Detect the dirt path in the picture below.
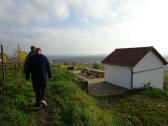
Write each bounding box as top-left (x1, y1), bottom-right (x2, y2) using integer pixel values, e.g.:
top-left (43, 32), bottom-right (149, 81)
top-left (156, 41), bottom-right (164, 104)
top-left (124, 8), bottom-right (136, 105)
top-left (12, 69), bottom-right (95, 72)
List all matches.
top-left (30, 109), bottom-right (50, 126)
top-left (24, 89), bottom-right (50, 126)
top-left (24, 85), bottom-right (62, 126)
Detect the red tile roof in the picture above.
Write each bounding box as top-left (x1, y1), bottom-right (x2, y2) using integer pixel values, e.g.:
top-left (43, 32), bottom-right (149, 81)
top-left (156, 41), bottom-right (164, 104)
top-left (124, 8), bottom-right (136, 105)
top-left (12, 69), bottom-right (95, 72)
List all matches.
top-left (102, 46), bottom-right (167, 67)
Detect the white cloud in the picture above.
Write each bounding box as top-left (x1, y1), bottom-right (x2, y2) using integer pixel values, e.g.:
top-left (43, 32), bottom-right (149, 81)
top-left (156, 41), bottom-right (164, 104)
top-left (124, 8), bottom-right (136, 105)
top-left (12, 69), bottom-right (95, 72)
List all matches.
top-left (0, 0), bottom-right (71, 23)
top-left (0, 0), bottom-right (121, 24)
top-left (1, 0), bottom-right (168, 55)
top-left (0, 27), bottom-right (119, 55)
top-left (119, 0), bottom-right (168, 53)
top-left (68, 0), bottom-right (115, 20)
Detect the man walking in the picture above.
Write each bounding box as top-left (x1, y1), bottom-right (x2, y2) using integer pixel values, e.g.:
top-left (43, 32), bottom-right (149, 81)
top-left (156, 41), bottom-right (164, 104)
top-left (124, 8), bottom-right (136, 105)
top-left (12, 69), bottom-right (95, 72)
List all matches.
top-left (25, 48), bottom-right (52, 107)
top-left (24, 46), bottom-right (36, 74)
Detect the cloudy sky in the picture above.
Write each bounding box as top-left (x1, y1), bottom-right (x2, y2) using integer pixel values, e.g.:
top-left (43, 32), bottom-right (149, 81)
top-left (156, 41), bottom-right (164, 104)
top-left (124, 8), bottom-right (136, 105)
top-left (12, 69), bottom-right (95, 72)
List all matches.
top-left (0, 0), bottom-right (168, 55)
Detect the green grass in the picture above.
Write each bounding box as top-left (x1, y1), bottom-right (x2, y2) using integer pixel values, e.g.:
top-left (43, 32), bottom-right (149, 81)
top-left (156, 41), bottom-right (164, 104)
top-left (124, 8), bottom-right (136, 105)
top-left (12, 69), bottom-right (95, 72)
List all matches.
top-left (49, 66), bottom-right (118, 126)
top-left (0, 67), bottom-right (62, 126)
top-left (49, 80), bottom-right (118, 126)
top-left (92, 64), bottom-right (104, 70)
top-left (96, 88), bottom-right (168, 126)
top-left (51, 65), bottom-right (76, 82)
top-left (1, 65), bottom-right (168, 126)
top-left (55, 63), bottom-right (104, 71)
top-left (56, 64), bottom-right (92, 70)
top-left (0, 65), bottom-right (117, 126)
top-left (0, 78), bottom-right (32, 126)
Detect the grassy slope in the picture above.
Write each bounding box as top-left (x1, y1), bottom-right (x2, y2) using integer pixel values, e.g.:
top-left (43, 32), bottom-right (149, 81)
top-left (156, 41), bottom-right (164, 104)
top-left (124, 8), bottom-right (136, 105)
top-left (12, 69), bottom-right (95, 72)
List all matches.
top-left (96, 88), bottom-right (168, 126)
top-left (1, 65), bottom-right (168, 126)
top-left (49, 66), bottom-right (118, 126)
top-left (51, 67), bottom-right (168, 126)
top-left (0, 66), bottom-right (118, 126)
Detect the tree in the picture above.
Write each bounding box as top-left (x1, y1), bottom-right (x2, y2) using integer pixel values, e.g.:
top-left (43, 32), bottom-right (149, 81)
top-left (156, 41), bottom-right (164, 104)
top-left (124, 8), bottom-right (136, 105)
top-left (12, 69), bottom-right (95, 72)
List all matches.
top-left (92, 63), bottom-right (104, 70)
top-left (18, 50), bottom-right (28, 63)
top-left (0, 53), bottom-right (8, 63)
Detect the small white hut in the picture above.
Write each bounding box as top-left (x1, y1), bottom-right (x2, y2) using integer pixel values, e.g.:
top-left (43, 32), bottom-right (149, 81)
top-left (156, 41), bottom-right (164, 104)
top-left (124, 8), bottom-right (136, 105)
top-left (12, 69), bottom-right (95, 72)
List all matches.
top-left (102, 46), bottom-right (167, 89)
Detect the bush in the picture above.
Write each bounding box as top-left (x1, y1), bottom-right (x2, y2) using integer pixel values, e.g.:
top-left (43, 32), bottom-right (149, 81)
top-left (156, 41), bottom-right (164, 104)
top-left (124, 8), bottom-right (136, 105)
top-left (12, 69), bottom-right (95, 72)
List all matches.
top-left (143, 88), bottom-right (168, 100)
top-left (164, 72), bottom-right (168, 90)
top-left (51, 66), bottom-right (76, 82)
top-left (92, 63), bottom-right (104, 70)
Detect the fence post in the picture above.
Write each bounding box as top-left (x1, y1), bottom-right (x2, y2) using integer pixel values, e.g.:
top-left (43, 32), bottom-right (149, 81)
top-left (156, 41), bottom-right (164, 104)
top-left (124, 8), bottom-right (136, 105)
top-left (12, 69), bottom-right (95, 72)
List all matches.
top-left (4, 64), bottom-right (7, 81)
top-left (1, 44), bottom-right (5, 85)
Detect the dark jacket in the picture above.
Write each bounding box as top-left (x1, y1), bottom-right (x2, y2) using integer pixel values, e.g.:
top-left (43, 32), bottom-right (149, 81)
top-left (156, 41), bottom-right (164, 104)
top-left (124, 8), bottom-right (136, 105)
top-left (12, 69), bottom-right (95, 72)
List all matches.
top-left (25, 53), bottom-right (52, 83)
top-left (24, 51), bottom-right (35, 73)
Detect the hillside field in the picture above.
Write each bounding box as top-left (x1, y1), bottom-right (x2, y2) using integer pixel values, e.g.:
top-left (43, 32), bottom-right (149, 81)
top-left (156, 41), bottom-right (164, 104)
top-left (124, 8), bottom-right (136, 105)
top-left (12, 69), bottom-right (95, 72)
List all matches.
top-left (0, 65), bottom-right (168, 126)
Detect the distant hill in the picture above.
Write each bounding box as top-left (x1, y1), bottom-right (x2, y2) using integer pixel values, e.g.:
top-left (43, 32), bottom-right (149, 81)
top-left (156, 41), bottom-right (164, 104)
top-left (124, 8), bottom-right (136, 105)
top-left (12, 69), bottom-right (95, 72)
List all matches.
top-left (48, 54), bottom-right (107, 65)
top-left (48, 55), bottom-right (168, 66)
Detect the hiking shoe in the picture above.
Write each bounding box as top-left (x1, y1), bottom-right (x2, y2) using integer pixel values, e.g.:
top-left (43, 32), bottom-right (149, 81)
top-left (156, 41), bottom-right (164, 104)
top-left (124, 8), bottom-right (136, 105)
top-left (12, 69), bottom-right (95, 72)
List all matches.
top-left (40, 100), bottom-right (47, 108)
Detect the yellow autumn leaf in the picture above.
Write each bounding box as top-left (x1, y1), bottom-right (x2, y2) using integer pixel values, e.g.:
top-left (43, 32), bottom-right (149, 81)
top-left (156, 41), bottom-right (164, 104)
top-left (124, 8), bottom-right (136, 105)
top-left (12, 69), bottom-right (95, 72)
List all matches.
top-left (0, 53), bottom-right (8, 63)
top-left (18, 51), bottom-right (28, 63)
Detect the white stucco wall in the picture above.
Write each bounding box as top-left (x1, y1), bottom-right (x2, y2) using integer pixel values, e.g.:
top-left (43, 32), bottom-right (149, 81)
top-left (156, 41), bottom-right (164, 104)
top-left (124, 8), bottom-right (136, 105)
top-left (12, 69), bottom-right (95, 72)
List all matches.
top-left (133, 68), bottom-right (164, 89)
top-left (104, 64), bottom-right (131, 89)
top-left (133, 51), bottom-right (164, 89)
top-left (133, 51), bottom-right (163, 72)
top-left (164, 65), bottom-right (168, 72)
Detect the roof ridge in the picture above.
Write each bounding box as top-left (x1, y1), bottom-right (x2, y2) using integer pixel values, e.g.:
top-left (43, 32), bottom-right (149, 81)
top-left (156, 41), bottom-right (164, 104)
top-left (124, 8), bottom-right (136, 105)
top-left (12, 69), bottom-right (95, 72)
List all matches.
top-left (116, 46), bottom-right (153, 50)
top-left (102, 46), bottom-right (167, 67)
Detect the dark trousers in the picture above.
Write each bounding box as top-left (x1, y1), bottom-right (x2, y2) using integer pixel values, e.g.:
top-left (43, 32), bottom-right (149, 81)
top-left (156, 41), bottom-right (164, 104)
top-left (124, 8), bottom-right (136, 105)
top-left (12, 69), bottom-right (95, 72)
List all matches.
top-left (32, 81), bottom-right (47, 105)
